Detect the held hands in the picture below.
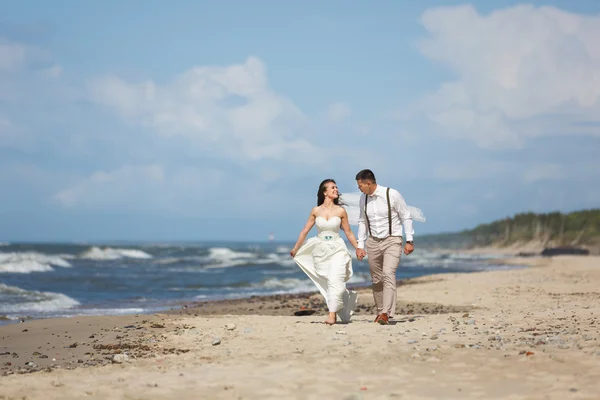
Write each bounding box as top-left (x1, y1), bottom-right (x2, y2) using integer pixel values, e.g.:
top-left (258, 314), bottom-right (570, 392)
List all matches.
top-left (404, 243), bottom-right (415, 255)
top-left (356, 248), bottom-right (366, 261)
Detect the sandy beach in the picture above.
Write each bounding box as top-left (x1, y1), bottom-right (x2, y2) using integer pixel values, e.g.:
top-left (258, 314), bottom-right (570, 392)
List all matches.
top-left (1, 255), bottom-right (599, 399)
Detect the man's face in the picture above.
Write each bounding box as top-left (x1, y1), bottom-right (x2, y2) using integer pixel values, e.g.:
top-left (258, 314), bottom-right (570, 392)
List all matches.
top-left (356, 179), bottom-right (373, 195)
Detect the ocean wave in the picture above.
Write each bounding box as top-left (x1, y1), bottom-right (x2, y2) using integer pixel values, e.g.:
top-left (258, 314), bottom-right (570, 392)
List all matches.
top-left (200, 248), bottom-right (295, 269)
top-left (152, 247), bottom-right (297, 269)
top-left (397, 251), bottom-right (507, 268)
top-left (57, 307), bottom-right (146, 317)
top-left (0, 283), bottom-right (80, 314)
top-left (0, 252), bottom-right (72, 274)
top-left (347, 273), bottom-right (371, 284)
top-left (79, 246), bottom-right (153, 260)
top-left (163, 266), bottom-right (227, 273)
top-left (254, 277), bottom-right (315, 291)
top-left (201, 258), bottom-right (296, 269)
top-left (58, 253), bottom-right (77, 260)
top-left (154, 257), bottom-right (187, 265)
top-left (173, 275), bottom-right (364, 294)
top-left (446, 252), bottom-right (508, 260)
top-left (275, 246), bottom-right (291, 254)
top-left (255, 274), bottom-right (368, 291)
top-left (208, 247), bottom-right (254, 261)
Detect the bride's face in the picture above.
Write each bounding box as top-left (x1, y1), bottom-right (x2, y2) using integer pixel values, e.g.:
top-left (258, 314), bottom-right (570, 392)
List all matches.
top-left (324, 182), bottom-right (339, 199)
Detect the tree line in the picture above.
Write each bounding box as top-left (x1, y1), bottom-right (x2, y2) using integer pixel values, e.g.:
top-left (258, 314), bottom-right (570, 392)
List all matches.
top-left (419, 209), bottom-right (600, 249)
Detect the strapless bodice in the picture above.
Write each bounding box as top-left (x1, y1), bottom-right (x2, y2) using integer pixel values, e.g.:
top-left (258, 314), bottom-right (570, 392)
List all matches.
top-left (315, 216), bottom-right (341, 240)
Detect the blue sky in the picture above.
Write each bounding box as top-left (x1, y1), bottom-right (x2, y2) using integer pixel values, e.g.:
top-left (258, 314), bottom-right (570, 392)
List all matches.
top-left (1, 0), bottom-right (599, 242)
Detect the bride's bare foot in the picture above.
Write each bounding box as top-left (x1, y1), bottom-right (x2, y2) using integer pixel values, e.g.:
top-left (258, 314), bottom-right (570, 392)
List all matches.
top-left (325, 312), bottom-right (336, 325)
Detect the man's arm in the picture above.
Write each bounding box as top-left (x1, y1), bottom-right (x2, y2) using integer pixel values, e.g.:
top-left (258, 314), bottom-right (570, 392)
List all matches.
top-left (392, 189), bottom-right (414, 242)
top-left (357, 193), bottom-right (367, 249)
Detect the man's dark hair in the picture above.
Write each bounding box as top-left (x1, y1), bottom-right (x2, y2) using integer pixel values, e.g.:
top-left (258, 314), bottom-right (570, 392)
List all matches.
top-left (355, 169), bottom-right (376, 183)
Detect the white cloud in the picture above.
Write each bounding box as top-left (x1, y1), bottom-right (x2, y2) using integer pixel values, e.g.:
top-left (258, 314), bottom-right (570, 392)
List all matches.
top-left (52, 164), bottom-right (301, 217)
top-left (522, 163), bottom-right (567, 183)
top-left (432, 160), bottom-right (516, 181)
top-left (0, 115), bottom-right (10, 128)
top-left (0, 115), bottom-right (32, 150)
top-left (54, 165), bottom-right (167, 208)
top-left (0, 39), bottom-right (28, 71)
top-left (87, 57), bottom-right (318, 162)
top-left (325, 101), bottom-right (351, 122)
top-left (0, 37), bottom-right (52, 72)
top-left (412, 4), bottom-right (600, 148)
top-left (40, 65), bottom-right (62, 78)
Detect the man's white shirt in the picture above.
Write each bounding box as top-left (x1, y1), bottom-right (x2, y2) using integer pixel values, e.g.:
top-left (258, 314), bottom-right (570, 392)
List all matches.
top-left (357, 185), bottom-right (414, 249)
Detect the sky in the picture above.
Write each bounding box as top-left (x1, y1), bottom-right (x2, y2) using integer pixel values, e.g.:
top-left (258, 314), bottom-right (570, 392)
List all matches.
top-left (1, 0), bottom-right (599, 242)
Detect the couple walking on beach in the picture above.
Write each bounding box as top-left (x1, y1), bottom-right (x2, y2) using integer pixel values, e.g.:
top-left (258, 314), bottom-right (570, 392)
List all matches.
top-left (290, 169), bottom-right (422, 325)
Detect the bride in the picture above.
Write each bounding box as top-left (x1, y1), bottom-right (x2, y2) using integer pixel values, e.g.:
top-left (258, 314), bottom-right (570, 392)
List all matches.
top-left (290, 179), bottom-right (359, 325)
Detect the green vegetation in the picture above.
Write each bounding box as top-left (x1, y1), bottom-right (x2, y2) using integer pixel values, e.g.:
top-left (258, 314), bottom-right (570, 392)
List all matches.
top-left (419, 209), bottom-right (600, 249)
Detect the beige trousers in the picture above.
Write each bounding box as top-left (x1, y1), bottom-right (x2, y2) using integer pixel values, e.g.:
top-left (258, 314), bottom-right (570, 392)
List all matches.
top-left (365, 236), bottom-right (403, 318)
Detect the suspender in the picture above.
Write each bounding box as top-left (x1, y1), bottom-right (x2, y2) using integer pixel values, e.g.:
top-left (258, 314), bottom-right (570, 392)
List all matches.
top-left (387, 188), bottom-right (392, 235)
top-left (364, 193), bottom-right (372, 237)
top-left (364, 187), bottom-right (392, 237)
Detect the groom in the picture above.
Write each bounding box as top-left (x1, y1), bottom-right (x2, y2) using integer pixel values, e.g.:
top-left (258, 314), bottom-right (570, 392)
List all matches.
top-left (355, 169), bottom-right (414, 325)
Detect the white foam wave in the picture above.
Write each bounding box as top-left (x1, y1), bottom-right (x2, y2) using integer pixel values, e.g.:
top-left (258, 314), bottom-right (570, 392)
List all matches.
top-left (203, 259), bottom-right (250, 269)
top-left (58, 307), bottom-right (145, 317)
top-left (277, 258), bottom-right (297, 267)
top-left (58, 253), bottom-right (77, 260)
top-left (209, 247), bottom-right (254, 261)
top-left (251, 274), bottom-right (370, 294)
top-left (447, 253), bottom-right (508, 260)
top-left (79, 247), bottom-right (153, 260)
top-left (0, 252), bottom-right (72, 274)
top-left (255, 277), bottom-right (313, 290)
top-left (258, 253), bottom-right (296, 266)
top-left (347, 273), bottom-right (371, 284)
top-left (202, 247), bottom-right (271, 268)
top-left (402, 252), bottom-right (454, 267)
top-left (0, 283), bottom-right (80, 314)
top-left (400, 251), bottom-right (525, 272)
top-left (0, 260), bottom-right (54, 274)
top-left (275, 246), bottom-right (291, 254)
top-left (164, 266), bottom-right (226, 273)
top-left (154, 257), bottom-right (184, 265)
top-left (153, 248), bottom-right (299, 270)
top-left (259, 268), bottom-right (297, 276)
top-left (154, 249), bottom-right (299, 270)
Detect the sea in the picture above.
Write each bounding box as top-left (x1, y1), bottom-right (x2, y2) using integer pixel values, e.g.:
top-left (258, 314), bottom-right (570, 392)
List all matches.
top-left (0, 241), bottom-right (521, 325)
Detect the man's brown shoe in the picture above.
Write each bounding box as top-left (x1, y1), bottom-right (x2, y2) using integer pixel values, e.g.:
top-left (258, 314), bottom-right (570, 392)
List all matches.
top-left (377, 313), bottom-right (389, 325)
top-left (374, 314), bottom-right (381, 323)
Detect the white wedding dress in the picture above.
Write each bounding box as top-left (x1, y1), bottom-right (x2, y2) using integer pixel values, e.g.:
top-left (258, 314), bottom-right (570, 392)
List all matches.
top-left (293, 216), bottom-right (358, 323)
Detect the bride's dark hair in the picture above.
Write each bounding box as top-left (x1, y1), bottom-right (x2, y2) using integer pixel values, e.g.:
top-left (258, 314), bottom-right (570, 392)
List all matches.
top-left (317, 179), bottom-right (346, 207)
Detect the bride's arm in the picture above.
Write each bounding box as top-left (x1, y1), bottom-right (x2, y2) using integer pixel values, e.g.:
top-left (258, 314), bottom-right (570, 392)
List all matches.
top-left (340, 209), bottom-right (359, 250)
top-left (290, 208), bottom-right (317, 257)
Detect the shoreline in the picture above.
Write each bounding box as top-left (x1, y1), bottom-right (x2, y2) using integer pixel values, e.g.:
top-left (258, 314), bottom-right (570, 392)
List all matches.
top-left (1, 254), bottom-right (599, 398)
top-left (0, 254), bottom-right (526, 327)
top-left (0, 277), bottom-right (457, 326)
top-left (0, 276), bottom-right (474, 377)
top-left (1, 246), bottom-right (534, 326)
